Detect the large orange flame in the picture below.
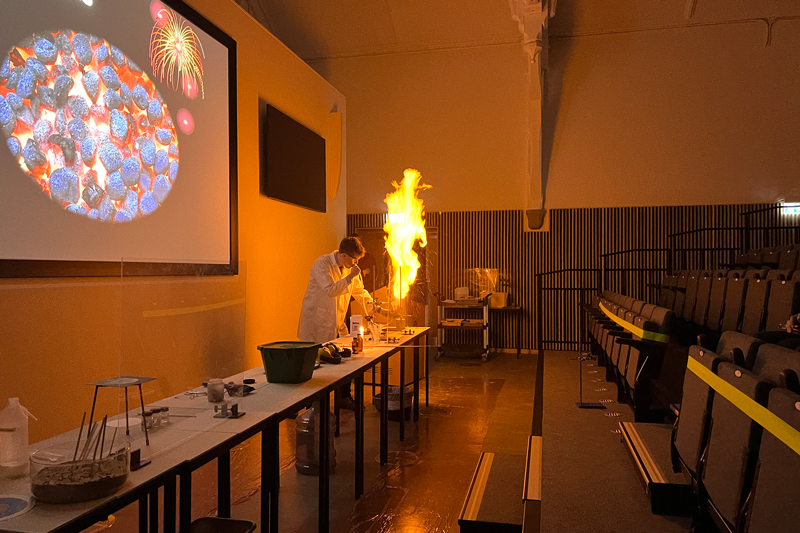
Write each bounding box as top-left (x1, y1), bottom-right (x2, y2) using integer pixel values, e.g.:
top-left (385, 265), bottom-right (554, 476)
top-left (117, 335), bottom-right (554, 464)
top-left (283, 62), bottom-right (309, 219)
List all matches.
top-left (383, 169), bottom-right (431, 302)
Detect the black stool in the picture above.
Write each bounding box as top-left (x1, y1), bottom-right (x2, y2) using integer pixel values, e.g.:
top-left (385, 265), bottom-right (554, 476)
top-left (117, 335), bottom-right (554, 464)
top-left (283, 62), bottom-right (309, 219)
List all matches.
top-left (186, 517), bottom-right (256, 533)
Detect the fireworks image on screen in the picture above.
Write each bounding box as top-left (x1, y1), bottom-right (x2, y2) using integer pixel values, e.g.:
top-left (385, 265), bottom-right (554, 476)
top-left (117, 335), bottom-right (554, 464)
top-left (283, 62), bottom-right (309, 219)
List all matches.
top-left (150, 7), bottom-right (205, 100)
top-left (0, 30), bottom-right (180, 222)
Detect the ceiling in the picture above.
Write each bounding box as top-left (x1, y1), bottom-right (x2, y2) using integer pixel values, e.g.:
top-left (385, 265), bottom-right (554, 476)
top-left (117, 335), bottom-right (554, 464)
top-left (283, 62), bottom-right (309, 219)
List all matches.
top-left (233, 0), bottom-right (800, 63)
top-left (234, 0), bottom-right (524, 61)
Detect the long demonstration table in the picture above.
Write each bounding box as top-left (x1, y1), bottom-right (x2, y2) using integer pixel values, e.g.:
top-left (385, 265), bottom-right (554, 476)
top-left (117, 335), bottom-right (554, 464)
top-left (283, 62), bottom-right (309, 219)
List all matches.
top-left (0, 328), bottom-right (429, 533)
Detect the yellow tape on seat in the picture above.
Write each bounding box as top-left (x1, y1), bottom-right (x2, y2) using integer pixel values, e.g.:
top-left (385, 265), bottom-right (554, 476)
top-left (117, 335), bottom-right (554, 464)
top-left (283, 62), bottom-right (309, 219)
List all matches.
top-left (598, 303), bottom-right (669, 343)
top-left (687, 357), bottom-right (800, 457)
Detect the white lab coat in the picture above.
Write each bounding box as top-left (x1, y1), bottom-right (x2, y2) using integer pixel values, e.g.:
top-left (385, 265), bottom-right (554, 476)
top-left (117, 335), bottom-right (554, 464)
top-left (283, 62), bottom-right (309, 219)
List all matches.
top-left (297, 251), bottom-right (372, 343)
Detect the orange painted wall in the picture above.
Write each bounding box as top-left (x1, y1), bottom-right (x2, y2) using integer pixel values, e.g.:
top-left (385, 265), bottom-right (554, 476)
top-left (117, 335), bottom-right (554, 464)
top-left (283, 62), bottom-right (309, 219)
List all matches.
top-left (0, 0), bottom-right (347, 443)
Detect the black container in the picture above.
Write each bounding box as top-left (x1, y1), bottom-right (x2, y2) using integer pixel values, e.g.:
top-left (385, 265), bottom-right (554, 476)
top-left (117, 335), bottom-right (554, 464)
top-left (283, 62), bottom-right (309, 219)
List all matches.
top-left (257, 342), bottom-right (319, 383)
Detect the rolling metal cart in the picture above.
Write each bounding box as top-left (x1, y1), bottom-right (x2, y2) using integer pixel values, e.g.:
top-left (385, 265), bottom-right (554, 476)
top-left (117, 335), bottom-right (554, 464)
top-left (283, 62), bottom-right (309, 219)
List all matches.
top-left (437, 296), bottom-right (490, 362)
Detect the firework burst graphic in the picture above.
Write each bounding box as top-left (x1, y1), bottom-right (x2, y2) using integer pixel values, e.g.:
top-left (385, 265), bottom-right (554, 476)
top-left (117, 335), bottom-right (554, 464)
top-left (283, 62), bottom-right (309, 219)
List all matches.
top-left (149, 8), bottom-right (205, 99)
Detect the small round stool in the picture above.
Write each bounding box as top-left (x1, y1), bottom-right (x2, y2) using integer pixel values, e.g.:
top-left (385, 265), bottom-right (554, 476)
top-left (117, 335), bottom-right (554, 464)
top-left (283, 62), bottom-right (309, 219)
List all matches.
top-left (186, 517), bottom-right (256, 533)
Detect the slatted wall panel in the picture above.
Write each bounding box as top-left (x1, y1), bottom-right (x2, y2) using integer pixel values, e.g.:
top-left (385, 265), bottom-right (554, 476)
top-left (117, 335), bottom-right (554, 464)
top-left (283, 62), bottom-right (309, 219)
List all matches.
top-left (349, 203), bottom-right (790, 351)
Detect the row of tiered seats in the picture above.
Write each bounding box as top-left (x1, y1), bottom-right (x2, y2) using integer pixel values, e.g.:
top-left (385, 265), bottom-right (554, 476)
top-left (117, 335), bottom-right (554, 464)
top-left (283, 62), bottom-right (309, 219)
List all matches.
top-left (584, 292), bottom-right (681, 421)
top-left (730, 244), bottom-right (800, 270)
top-left (619, 330), bottom-right (800, 533)
top-left (657, 267), bottom-right (800, 345)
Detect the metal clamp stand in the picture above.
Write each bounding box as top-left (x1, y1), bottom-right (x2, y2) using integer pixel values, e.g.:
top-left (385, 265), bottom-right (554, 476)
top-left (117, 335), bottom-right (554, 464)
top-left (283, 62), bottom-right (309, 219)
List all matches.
top-left (214, 402), bottom-right (246, 419)
top-left (89, 376), bottom-right (156, 445)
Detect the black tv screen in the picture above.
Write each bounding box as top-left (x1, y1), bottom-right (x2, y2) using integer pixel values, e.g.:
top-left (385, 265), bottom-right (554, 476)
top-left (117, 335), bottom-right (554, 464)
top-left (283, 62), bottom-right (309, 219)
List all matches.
top-left (0, 0), bottom-right (237, 277)
top-left (260, 101), bottom-right (326, 213)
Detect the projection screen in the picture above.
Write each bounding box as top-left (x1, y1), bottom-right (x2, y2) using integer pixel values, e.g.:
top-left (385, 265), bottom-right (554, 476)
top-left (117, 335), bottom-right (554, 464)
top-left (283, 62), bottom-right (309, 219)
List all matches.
top-left (0, 0), bottom-right (237, 276)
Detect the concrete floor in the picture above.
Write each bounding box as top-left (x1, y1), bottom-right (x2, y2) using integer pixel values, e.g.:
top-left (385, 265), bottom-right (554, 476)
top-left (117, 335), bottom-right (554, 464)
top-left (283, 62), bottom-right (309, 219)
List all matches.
top-left (540, 351), bottom-right (693, 533)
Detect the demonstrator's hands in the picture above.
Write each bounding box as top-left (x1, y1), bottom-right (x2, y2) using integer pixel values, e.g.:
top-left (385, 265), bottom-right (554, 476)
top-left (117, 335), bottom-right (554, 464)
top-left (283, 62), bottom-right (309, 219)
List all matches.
top-left (347, 264), bottom-right (362, 281)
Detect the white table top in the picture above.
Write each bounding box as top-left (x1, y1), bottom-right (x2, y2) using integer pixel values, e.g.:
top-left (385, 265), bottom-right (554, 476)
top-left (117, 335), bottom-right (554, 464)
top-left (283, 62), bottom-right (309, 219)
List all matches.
top-left (0, 328), bottom-right (429, 533)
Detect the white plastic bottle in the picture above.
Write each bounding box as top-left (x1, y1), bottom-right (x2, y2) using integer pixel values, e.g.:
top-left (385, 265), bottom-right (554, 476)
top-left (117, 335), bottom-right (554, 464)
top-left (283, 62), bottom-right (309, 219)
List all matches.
top-left (0, 398), bottom-right (36, 477)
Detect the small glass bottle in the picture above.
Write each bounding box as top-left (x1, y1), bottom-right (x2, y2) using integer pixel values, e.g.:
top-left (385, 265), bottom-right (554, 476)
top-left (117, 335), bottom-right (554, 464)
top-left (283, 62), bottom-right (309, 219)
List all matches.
top-left (151, 407), bottom-right (162, 426)
top-left (141, 411), bottom-right (154, 431)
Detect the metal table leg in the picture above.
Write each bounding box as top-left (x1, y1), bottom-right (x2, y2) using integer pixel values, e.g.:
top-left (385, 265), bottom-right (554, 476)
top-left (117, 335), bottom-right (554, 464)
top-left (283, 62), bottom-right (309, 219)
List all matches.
top-left (425, 333), bottom-right (430, 407)
top-left (218, 450), bottom-right (231, 518)
top-left (149, 488), bottom-right (158, 533)
top-left (138, 384), bottom-right (150, 446)
top-left (179, 472), bottom-right (192, 533)
top-left (319, 393), bottom-right (330, 533)
top-left (399, 349), bottom-right (405, 441)
top-left (380, 359), bottom-right (389, 465)
top-left (164, 476), bottom-right (176, 533)
top-left (125, 388), bottom-right (130, 436)
top-left (138, 495), bottom-right (148, 533)
top-left (334, 392), bottom-right (340, 437)
top-left (355, 374), bottom-right (364, 499)
top-left (413, 338), bottom-right (420, 422)
top-left (262, 420), bottom-right (279, 533)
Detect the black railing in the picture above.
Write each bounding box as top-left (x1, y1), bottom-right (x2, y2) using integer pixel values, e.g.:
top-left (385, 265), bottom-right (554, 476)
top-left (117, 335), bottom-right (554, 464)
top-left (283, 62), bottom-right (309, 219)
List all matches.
top-left (600, 248), bottom-right (670, 296)
top-left (535, 268), bottom-right (601, 354)
top-left (534, 207), bottom-right (800, 352)
top-left (741, 205), bottom-right (800, 251)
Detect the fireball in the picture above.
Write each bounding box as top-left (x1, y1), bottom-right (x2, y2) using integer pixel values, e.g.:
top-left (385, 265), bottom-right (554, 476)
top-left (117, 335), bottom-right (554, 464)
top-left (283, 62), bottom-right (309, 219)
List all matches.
top-left (383, 169), bottom-right (430, 302)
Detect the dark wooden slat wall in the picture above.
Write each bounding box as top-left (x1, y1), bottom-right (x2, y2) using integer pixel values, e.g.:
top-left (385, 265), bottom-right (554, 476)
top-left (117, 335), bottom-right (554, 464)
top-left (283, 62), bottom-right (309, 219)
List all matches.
top-left (349, 203), bottom-right (796, 351)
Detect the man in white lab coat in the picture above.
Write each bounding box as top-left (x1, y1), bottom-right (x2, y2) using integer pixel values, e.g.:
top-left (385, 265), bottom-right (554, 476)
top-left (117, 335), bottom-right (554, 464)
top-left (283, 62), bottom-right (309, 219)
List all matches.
top-left (298, 237), bottom-right (373, 407)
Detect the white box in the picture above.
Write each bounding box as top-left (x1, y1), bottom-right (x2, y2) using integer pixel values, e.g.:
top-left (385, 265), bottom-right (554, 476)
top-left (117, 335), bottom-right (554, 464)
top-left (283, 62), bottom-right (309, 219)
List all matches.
top-left (350, 315), bottom-right (363, 336)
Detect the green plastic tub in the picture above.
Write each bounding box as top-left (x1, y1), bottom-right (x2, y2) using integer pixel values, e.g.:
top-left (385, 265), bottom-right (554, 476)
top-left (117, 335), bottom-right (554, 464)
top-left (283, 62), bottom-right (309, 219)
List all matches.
top-left (257, 342), bottom-right (320, 383)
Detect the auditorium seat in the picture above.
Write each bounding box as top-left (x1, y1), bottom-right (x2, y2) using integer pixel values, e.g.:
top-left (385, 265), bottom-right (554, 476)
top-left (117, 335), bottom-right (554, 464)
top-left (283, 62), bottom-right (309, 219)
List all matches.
top-left (765, 269), bottom-right (793, 281)
top-left (698, 363), bottom-right (770, 533)
top-left (746, 387), bottom-right (800, 533)
top-left (705, 270), bottom-right (729, 333)
top-left (761, 247), bottom-right (781, 268)
top-left (720, 275), bottom-right (748, 333)
top-left (673, 271), bottom-right (692, 317)
top-left (778, 246), bottom-right (800, 270)
top-left (715, 331), bottom-right (763, 370)
top-left (739, 277), bottom-right (770, 336)
top-left (671, 345), bottom-right (730, 480)
top-left (679, 271), bottom-right (703, 322)
top-left (761, 276), bottom-right (800, 336)
top-left (750, 343), bottom-right (800, 384)
top-left (619, 306), bottom-right (674, 421)
top-left (658, 275), bottom-right (678, 309)
top-left (692, 271), bottom-right (713, 327)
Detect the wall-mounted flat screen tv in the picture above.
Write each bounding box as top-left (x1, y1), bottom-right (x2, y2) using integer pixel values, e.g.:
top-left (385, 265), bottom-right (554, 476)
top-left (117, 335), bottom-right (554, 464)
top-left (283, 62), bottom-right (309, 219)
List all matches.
top-left (0, 0), bottom-right (237, 277)
top-left (260, 101), bottom-right (326, 213)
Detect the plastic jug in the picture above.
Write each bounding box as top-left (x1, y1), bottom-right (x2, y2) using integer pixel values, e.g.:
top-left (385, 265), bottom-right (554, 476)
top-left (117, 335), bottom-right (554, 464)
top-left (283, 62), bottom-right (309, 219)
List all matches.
top-left (294, 402), bottom-right (336, 476)
top-left (0, 398), bottom-right (36, 477)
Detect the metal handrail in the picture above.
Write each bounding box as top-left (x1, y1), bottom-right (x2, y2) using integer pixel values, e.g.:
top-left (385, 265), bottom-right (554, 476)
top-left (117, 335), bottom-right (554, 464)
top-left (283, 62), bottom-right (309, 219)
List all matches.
top-left (669, 226), bottom-right (747, 238)
top-left (601, 248), bottom-right (669, 258)
top-left (536, 269), bottom-right (602, 354)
